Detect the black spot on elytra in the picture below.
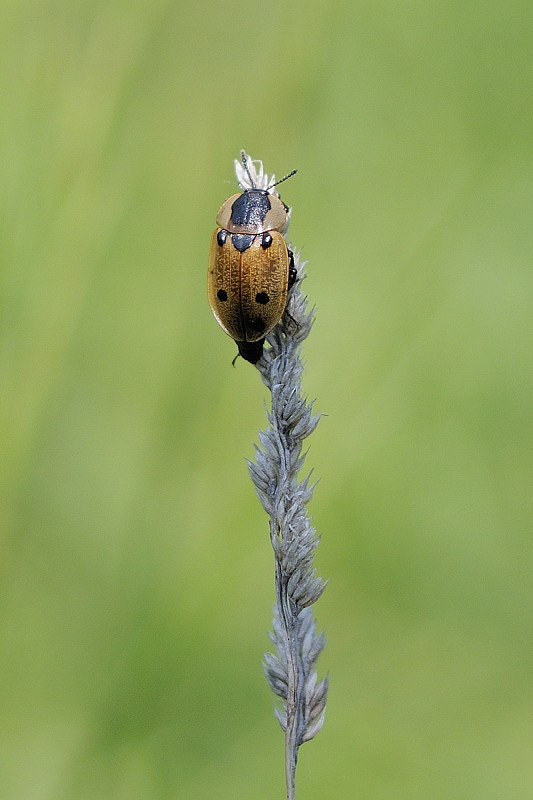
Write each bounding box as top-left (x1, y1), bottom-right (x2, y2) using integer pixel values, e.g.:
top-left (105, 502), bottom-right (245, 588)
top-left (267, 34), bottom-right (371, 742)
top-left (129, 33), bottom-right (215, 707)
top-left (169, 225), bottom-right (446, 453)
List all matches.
top-left (217, 289), bottom-right (228, 301)
top-left (217, 229), bottom-right (227, 246)
top-left (249, 318), bottom-right (266, 333)
top-left (261, 232), bottom-right (273, 249)
top-left (255, 292), bottom-right (269, 305)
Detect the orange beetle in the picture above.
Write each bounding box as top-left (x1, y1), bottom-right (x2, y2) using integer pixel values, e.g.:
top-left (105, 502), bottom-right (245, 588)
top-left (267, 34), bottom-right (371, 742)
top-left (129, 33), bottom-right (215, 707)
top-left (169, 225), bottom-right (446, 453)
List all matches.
top-left (207, 152), bottom-right (297, 363)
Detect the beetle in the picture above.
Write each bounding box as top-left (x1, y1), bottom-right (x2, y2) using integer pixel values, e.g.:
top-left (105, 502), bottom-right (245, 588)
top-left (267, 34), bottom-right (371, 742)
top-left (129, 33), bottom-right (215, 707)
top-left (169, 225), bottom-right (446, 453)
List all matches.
top-left (207, 151), bottom-right (297, 364)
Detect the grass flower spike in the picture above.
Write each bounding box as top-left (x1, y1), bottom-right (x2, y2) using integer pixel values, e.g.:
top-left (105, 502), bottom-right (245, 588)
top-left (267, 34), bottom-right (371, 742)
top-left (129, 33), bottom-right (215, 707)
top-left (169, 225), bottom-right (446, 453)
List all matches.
top-left (238, 153), bottom-right (329, 800)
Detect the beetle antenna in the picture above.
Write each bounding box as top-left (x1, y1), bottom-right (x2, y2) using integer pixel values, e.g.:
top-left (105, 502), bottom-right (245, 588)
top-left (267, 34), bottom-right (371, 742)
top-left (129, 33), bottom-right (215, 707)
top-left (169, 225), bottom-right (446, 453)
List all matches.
top-left (240, 150), bottom-right (256, 189)
top-left (267, 168), bottom-right (298, 192)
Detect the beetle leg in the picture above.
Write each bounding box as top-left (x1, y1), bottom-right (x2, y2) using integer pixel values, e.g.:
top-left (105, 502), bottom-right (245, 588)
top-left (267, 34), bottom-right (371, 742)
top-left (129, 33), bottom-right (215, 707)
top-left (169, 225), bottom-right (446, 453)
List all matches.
top-left (288, 249), bottom-right (297, 290)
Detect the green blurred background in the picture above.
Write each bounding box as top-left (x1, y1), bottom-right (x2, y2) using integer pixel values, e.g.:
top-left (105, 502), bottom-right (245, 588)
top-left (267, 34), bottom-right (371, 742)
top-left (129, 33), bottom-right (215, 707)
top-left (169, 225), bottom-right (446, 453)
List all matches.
top-left (1, 1), bottom-right (532, 797)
